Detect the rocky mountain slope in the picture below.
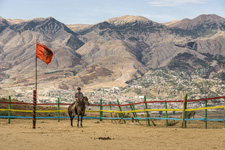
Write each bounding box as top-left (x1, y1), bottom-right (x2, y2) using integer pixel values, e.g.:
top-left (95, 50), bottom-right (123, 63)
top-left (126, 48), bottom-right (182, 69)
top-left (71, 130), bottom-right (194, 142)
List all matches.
top-left (1, 14), bottom-right (225, 99)
top-left (0, 17), bottom-right (84, 87)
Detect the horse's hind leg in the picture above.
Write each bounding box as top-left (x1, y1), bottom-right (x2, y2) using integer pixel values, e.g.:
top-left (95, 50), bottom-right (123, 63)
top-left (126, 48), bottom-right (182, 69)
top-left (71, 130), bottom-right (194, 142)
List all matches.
top-left (77, 115), bottom-right (79, 127)
top-left (80, 115), bottom-right (83, 127)
top-left (70, 115), bottom-right (74, 127)
top-left (68, 110), bottom-right (74, 127)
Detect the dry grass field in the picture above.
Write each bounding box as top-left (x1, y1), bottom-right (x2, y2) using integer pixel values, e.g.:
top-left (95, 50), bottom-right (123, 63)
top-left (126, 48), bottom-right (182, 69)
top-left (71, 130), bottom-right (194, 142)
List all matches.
top-left (0, 119), bottom-right (225, 150)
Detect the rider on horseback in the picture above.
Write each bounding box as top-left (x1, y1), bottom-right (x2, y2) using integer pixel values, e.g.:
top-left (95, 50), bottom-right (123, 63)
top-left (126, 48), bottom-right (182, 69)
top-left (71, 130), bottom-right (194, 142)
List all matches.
top-left (75, 87), bottom-right (86, 116)
top-left (75, 87), bottom-right (83, 102)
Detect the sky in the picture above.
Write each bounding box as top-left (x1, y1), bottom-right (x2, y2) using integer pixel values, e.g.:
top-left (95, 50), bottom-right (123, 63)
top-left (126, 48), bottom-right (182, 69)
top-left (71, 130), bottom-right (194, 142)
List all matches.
top-left (0, 0), bottom-right (225, 24)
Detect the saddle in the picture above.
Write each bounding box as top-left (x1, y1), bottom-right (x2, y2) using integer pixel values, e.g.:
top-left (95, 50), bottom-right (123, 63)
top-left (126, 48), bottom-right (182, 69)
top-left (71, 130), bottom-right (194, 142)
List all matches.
top-left (74, 100), bottom-right (81, 115)
top-left (72, 98), bottom-right (85, 115)
top-left (75, 102), bottom-right (79, 115)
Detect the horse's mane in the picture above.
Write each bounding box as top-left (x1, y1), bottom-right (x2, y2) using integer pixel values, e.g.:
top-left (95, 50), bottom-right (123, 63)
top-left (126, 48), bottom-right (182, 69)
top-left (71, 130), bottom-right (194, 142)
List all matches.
top-left (78, 96), bottom-right (88, 106)
top-left (82, 96), bottom-right (88, 100)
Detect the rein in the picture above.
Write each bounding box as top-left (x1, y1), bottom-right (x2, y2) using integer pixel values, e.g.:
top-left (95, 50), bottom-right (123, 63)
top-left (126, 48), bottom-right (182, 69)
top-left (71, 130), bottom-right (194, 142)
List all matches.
top-left (77, 97), bottom-right (87, 106)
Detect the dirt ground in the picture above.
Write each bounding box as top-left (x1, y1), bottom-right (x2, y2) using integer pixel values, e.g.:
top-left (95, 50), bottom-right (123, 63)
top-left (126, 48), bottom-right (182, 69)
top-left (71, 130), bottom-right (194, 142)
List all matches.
top-left (0, 119), bottom-right (225, 150)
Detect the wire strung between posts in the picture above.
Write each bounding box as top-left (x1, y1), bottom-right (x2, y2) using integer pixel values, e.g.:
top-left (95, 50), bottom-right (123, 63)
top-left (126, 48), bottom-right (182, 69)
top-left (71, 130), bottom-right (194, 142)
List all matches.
top-left (0, 116), bottom-right (224, 121)
top-left (0, 105), bottom-right (224, 113)
top-left (0, 95), bottom-right (225, 106)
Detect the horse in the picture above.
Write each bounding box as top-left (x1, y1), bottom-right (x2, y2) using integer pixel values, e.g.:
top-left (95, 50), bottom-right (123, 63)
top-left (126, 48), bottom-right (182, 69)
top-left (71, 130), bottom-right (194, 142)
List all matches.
top-left (68, 96), bottom-right (90, 127)
top-left (187, 111), bottom-right (196, 119)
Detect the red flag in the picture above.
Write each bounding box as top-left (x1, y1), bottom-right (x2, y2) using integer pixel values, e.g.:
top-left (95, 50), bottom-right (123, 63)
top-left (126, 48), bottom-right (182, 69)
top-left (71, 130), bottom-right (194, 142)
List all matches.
top-left (36, 42), bottom-right (53, 64)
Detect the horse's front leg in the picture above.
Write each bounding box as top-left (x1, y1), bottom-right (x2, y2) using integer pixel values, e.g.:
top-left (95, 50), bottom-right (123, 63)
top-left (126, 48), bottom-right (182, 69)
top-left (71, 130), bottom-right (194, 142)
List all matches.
top-left (77, 115), bottom-right (79, 127)
top-left (80, 114), bottom-right (83, 127)
top-left (70, 115), bottom-right (74, 127)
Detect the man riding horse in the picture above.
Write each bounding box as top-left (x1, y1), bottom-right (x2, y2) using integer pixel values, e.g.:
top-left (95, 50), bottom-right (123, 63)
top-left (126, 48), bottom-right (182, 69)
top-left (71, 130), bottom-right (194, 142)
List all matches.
top-left (68, 87), bottom-right (89, 127)
top-left (74, 87), bottom-right (86, 116)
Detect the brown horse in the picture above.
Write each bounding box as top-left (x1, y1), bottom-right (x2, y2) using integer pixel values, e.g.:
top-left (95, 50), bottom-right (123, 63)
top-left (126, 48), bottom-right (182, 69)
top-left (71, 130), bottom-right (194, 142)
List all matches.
top-left (68, 96), bottom-right (90, 127)
top-left (187, 111), bottom-right (196, 119)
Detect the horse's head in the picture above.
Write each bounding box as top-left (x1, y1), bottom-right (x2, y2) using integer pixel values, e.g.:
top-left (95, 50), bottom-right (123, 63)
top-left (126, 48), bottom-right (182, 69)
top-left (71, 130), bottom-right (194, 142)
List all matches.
top-left (82, 96), bottom-right (90, 106)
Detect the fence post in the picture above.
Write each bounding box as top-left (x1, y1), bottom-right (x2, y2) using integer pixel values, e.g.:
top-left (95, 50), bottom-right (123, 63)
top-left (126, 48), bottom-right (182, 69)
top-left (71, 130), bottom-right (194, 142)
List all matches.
top-left (205, 100), bottom-right (207, 129)
top-left (100, 99), bottom-right (103, 121)
top-left (144, 96), bottom-right (150, 126)
top-left (165, 100), bottom-right (168, 127)
top-left (8, 96), bottom-right (11, 124)
top-left (223, 98), bottom-right (225, 129)
top-left (132, 104), bottom-right (139, 122)
top-left (129, 102), bottom-right (134, 121)
top-left (117, 99), bottom-right (126, 123)
top-left (57, 98), bottom-right (60, 122)
top-left (185, 95), bottom-right (187, 128)
top-left (182, 94), bottom-right (187, 128)
top-left (109, 102), bottom-right (112, 123)
top-left (129, 101), bottom-right (139, 122)
top-left (223, 99), bottom-right (225, 128)
top-left (143, 102), bottom-right (147, 124)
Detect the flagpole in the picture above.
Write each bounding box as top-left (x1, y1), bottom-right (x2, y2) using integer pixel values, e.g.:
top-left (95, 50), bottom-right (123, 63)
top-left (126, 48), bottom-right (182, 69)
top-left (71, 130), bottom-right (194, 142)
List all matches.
top-left (35, 55), bottom-right (37, 92)
top-left (33, 41), bottom-right (53, 129)
top-left (33, 43), bottom-right (37, 129)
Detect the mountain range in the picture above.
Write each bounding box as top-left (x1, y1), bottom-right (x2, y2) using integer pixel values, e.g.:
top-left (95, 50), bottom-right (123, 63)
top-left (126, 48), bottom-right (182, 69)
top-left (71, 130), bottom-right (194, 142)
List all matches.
top-left (1, 14), bottom-right (225, 97)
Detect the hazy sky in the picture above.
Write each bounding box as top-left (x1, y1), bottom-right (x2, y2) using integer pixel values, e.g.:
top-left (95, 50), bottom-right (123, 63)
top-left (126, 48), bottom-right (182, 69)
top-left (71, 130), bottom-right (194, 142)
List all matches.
top-left (0, 0), bottom-right (224, 24)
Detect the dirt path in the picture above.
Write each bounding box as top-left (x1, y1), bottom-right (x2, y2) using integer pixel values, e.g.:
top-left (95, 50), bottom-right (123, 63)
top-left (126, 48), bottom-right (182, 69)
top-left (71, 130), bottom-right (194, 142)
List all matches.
top-left (0, 119), bottom-right (225, 150)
